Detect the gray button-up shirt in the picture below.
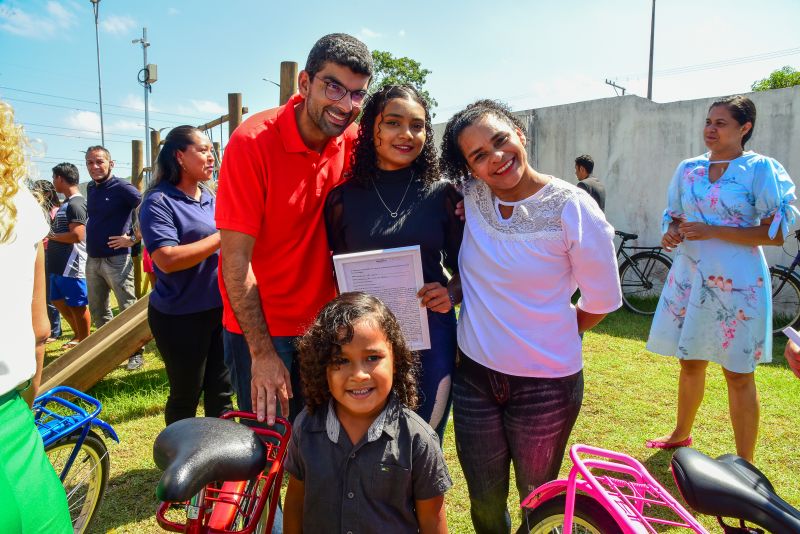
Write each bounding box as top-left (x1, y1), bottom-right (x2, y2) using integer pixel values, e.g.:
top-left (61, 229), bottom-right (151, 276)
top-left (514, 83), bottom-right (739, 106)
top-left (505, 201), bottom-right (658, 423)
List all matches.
top-left (284, 395), bottom-right (452, 533)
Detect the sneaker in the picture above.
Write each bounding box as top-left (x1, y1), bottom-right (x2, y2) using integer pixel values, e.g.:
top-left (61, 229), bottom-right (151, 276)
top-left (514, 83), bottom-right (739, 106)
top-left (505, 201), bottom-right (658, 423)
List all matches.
top-left (126, 353), bottom-right (144, 371)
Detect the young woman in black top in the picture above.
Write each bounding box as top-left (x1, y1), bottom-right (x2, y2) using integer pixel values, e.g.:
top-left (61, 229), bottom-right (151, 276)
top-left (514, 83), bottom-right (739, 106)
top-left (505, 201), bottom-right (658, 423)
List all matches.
top-left (324, 85), bottom-right (463, 441)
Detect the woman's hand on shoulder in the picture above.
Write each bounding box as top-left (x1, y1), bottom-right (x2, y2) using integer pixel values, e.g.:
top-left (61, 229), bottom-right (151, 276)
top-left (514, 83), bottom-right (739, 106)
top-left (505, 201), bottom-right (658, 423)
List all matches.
top-left (454, 199), bottom-right (465, 222)
top-left (418, 282), bottom-right (452, 313)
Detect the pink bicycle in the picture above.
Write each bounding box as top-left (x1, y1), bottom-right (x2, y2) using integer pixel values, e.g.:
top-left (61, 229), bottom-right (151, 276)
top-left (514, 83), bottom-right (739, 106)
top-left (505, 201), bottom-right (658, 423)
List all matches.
top-left (522, 444), bottom-right (800, 533)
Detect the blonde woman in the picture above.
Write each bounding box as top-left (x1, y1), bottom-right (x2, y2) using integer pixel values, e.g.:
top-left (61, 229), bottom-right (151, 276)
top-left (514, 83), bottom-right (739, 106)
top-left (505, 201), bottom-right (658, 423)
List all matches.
top-left (0, 101), bottom-right (71, 532)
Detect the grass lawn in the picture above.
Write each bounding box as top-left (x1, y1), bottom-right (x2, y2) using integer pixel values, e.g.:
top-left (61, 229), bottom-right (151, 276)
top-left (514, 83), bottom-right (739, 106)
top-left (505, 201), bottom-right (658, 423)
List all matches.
top-left (45, 308), bottom-right (800, 533)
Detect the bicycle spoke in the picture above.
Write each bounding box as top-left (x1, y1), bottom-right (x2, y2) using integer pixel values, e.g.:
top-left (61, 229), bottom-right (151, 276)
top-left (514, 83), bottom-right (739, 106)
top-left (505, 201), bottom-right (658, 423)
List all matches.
top-left (771, 268), bottom-right (800, 334)
top-left (619, 252), bottom-right (671, 315)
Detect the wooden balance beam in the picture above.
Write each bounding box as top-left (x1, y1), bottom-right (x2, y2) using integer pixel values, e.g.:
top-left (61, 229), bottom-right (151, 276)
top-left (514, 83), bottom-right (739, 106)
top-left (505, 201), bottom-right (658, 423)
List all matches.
top-left (41, 295), bottom-right (153, 392)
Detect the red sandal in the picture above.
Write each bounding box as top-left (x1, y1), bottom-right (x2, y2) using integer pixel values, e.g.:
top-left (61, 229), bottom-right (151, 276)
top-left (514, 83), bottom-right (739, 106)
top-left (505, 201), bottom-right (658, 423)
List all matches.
top-left (645, 435), bottom-right (693, 449)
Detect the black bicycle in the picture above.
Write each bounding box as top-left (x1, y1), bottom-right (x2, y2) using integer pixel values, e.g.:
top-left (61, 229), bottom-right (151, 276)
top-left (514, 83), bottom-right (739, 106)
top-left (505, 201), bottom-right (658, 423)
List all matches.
top-left (769, 228), bottom-right (800, 335)
top-left (615, 230), bottom-right (673, 315)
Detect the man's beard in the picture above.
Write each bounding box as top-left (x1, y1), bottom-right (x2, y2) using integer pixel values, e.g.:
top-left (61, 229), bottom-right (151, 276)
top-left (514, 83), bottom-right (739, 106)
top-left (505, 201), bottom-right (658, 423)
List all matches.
top-left (92, 169), bottom-right (112, 183)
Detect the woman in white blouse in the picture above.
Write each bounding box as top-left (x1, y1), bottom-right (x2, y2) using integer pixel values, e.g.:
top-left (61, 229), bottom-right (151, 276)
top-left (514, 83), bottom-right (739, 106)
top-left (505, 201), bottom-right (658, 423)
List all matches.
top-left (440, 100), bottom-right (622, 534)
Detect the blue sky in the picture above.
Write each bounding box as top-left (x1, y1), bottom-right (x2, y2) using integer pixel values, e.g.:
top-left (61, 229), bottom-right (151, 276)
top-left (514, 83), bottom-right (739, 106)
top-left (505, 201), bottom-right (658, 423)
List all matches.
top-left (1, 0), bottom-right (798, 181)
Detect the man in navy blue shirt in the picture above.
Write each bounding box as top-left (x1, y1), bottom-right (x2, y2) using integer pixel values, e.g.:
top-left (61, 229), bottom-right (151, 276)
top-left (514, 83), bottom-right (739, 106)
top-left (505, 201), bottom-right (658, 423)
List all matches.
top-left (84, 146), bottom-right (144, 370)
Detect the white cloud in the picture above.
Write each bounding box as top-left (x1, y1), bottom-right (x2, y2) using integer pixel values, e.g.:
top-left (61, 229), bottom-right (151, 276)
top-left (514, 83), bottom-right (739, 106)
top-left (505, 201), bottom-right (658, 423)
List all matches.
top-left (121, 94), bottom-right (145, 111)
top-left (0, 1), bottom-right (76, 38)
top-left (101, 14), bottom-right (136, 35)
top-left (191, 99), bottom-right (226, 115)
top-left (167, 7), bottom-right (179, 16)
top-left (398, 29), bottom-right (406, 37)
top-left (358, 27), bottom-right (381, 39)
top-left (120, 93), bottom-right (160, 113)
top-left (509, 74), bottom-right (612, 110)
top-left (110, 119), bottom-right (143, 133)
top-left (45, 1), bottom-right (76, 28)
top-left (177, 99), bottom-right (226, 117)
top-left (66, 111), bottom-right (101, 134)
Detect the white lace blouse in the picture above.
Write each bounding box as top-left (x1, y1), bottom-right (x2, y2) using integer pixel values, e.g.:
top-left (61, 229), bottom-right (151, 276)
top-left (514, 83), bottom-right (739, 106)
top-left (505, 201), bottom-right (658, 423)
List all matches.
top-left (457, 177), bottom-right (622, 378)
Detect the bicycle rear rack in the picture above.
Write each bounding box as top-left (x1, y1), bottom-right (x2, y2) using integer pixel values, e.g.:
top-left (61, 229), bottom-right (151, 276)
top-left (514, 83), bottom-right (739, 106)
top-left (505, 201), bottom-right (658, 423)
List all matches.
top-left (523, 445), bottom-right (708, 533)
top-left (156, 412), bottom-right (291, 534)
top-left (33, 386), bottom-right (104, 446)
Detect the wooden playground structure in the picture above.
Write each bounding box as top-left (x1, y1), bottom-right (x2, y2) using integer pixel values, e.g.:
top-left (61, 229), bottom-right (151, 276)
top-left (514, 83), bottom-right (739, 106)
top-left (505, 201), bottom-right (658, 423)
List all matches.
top-left (43, 63), bottom-right (300, 391)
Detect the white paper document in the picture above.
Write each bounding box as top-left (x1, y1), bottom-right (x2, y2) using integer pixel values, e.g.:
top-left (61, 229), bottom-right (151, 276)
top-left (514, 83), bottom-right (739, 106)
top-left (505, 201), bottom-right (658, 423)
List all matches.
top-left (783, 326), bottom-right (800, 346)
top-left (333, 245), bottom-right (431, 351)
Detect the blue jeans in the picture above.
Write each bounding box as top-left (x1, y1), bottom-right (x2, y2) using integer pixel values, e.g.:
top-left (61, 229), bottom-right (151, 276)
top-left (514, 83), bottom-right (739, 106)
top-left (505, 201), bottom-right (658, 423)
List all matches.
top-left (222, 330), bottom-right (302, 534)
top-left (45, 273), bottom-right (61, 338)
top-left (222, 330), bottom-right (304, 421)
top-left (416, 309), bottom-right (457, 442)
top-left (452, 353), bottom-right (584, 534)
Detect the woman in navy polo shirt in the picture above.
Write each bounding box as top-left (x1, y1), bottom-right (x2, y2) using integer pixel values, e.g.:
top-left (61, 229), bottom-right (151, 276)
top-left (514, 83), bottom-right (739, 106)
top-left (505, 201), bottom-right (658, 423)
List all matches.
top-left (140, 125), bottom-right (233, 425)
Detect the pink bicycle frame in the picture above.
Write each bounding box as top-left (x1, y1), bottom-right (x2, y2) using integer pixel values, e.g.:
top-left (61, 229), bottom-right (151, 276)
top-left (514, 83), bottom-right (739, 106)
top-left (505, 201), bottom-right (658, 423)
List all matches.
top-left (521, 444), bottom-right (708, 533)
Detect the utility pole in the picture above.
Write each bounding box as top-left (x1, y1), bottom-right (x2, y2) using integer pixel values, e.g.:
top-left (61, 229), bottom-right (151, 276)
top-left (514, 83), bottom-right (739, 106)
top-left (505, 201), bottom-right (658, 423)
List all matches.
top-left (132, 28), bottom-right (156, 186)
top-left (89, 0), bottom-right (105, 146)
top-left (279, 62), bottom-right (298, 105)
top-left (647, 0), bottom-right (656, 100)
top-left (605, 79), bottom-right (627, 96)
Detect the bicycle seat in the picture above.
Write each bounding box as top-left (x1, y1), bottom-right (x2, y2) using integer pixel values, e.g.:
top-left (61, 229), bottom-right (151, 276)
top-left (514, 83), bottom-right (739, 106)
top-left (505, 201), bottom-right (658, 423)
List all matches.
top-left (615, 230), bottom-right (638, 240)
top-left (671, 447), bottom-right (800, 533)
top-left (153, 417), bottom-right (267, 502)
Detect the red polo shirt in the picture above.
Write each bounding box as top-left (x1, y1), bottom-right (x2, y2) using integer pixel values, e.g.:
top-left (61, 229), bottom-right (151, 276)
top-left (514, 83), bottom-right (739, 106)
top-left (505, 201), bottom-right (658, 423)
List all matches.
top-left (215, 93), bottom-right (355, 336)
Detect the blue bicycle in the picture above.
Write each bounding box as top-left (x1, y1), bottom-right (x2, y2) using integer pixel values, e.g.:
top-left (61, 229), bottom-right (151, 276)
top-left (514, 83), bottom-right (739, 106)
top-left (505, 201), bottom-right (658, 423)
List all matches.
top-left (33, 386), bottom-right (119, 533)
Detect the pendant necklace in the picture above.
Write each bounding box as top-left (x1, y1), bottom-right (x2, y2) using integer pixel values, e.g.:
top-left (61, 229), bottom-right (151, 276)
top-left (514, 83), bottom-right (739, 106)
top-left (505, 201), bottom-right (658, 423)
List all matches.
top-left (373, 170), bottom-right (414, 218)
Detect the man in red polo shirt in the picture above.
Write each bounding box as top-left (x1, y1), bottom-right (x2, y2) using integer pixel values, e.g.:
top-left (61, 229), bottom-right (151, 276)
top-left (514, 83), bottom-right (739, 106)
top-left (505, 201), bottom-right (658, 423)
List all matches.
top-left (216, 34), bottom-right (372, 425)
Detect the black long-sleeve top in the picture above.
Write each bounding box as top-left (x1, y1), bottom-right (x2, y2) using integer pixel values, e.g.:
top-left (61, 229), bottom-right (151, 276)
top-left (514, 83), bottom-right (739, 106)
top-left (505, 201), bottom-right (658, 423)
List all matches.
top-left (324, 167), bottom-right (464, 287)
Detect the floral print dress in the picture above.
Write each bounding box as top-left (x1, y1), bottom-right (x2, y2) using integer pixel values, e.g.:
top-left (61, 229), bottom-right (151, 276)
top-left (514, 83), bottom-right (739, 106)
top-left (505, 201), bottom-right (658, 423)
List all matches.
top-left (647, 152), bottom-right (797, 373)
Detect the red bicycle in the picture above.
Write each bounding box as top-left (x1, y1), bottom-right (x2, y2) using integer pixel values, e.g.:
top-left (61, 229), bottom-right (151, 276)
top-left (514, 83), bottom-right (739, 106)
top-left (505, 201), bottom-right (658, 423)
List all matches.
top-left (153, 412), bottom-right (291, 533)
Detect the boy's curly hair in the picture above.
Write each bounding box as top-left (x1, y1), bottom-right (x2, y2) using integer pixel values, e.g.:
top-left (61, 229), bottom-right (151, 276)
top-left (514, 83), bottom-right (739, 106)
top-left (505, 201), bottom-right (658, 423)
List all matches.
top-left (297, 292), bottom-right (418, 414)
top-left (349, 84), bottom-right (439, 187)
top-left (439, 99), bottom-right (526, 184)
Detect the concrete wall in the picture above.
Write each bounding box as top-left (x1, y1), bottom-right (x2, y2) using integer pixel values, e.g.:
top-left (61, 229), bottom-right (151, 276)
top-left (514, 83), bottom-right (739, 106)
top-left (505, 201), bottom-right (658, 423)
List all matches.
top-left (434, 86), bottom-right (800, 265)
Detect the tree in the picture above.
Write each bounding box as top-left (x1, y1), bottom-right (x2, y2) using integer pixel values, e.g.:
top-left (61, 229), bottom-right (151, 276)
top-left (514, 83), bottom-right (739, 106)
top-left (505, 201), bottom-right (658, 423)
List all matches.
top-left (371, 50), bottom-right (438, 110)
top-left (751, 66), bottom-right (800, 91)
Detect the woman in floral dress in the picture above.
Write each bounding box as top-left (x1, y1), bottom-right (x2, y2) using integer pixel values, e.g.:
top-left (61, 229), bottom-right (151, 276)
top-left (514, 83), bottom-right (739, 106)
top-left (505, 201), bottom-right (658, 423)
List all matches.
top-left (646, 95), bottom-right (797, 461)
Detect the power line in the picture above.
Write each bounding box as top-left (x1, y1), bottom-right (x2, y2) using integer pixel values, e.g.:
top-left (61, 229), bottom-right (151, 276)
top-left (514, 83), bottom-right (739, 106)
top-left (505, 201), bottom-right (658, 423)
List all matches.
top-left (31, 156), bottom-right (132, 168)
top-left (0, 85), bottom-right (211, 121)
top-left (657, 47), bottom-right (800, 77)
top-left (434, 45), bottom-right (800, 115)
top-left (25, 129), bottom-right (134, 142)
top-left (615, 46), bottom-right (800, 82)
top-left (2, 96), bottom-right (182, 126)
top-left (22, 122), bottom-right (140, 138)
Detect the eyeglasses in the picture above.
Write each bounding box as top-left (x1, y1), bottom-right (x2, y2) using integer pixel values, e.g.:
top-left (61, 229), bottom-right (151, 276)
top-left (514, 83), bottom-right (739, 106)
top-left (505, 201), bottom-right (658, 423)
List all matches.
top-left (317, 78), bottom-right (368, 106)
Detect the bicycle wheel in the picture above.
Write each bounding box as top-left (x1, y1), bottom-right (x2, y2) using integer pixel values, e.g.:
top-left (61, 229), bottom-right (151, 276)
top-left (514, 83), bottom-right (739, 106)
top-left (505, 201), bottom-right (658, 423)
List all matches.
top-left (770, 267), bottom-right (800, 335)
top-left (619, 252), bottom-right (672, 315)
top-left (45, 429), bottom-right (109, 534)
top-left (525, 494), bottom-right (622, 534)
